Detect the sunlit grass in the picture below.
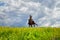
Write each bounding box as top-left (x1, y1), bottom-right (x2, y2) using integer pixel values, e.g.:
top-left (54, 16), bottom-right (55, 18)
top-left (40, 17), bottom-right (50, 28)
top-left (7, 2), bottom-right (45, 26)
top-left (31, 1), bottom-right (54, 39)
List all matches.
top-left (0, 26), bottom-right (60, 40)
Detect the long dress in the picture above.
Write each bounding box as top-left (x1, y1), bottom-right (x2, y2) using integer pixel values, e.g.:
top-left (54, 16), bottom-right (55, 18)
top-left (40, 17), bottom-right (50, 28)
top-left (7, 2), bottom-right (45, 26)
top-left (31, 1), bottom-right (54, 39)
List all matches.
top-left (28, 19), bottom-right (33, 25)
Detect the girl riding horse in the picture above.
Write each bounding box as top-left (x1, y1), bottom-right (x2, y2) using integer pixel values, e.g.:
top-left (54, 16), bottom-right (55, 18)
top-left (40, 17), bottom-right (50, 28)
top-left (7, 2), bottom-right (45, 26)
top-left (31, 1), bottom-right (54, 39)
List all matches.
top-left (28, 15), bottom-right (38, 27)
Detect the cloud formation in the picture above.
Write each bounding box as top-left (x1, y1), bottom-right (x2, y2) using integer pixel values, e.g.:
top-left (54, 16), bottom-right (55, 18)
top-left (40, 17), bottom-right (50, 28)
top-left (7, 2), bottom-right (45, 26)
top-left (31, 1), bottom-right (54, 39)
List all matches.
top-left (0, 0), bottom-right (60, 27)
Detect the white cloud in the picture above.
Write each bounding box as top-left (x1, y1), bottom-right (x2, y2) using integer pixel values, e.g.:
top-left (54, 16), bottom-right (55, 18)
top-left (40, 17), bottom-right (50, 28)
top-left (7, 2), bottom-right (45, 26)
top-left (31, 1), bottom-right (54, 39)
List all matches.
top-left (27, 2), bottom-right (40, 8)
top-left (0, 0), bottom-right (60, 27)
top-left (37, 1), bottom-right (60, 27)
top-left (52, 22), bottom-right (60, 27)
top-left (19, 7), bottom-right (28, 13)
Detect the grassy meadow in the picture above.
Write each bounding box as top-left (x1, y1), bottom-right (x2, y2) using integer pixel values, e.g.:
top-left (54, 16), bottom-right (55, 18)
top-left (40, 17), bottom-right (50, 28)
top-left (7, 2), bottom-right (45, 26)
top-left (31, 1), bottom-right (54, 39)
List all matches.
top-left (0, 26), bottom-right (60, 40)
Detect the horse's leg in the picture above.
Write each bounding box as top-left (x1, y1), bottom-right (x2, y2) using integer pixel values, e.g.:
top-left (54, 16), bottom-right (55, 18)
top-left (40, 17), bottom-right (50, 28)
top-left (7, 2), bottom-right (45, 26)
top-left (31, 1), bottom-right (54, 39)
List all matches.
top-left (29, 25), bottom-right (30, 27)
top-left (31, 25), bottom-right (32, 27)
top-left (34, 24), bottom-right (35, 27)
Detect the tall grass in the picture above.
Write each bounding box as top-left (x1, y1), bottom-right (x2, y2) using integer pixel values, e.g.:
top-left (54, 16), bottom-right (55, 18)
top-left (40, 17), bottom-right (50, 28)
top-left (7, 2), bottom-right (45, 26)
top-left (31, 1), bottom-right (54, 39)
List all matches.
top-left (0, 27), bottom-right (60, 40)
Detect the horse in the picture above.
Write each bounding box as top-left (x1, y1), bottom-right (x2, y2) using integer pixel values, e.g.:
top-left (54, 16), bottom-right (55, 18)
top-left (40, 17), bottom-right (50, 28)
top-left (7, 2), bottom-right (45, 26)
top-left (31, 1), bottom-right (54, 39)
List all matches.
top-left (28, 15), bottom-right (38, 27)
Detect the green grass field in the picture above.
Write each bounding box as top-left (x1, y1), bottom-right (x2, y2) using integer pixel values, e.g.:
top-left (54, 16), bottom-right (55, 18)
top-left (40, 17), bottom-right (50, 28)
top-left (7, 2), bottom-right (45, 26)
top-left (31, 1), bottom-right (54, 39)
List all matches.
top-left (0, 27), bottom-right (60, 40)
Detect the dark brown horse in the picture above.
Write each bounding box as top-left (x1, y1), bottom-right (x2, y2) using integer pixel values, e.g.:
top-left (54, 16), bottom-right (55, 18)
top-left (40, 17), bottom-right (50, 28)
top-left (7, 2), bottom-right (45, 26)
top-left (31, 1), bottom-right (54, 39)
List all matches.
top-left (28, 15), bottom-right (38, 27)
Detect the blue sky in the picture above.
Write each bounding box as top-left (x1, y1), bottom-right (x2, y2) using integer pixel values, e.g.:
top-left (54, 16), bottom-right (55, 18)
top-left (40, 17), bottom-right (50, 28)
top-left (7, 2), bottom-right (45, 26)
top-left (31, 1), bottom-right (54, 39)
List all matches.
top-left (0, 0), bottom-right (60, 27)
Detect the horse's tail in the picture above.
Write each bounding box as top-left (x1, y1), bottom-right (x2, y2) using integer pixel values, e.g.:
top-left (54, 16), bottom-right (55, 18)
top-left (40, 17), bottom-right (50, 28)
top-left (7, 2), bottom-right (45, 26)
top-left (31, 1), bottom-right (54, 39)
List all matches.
top-left (35, 24), bottom-right (38, 26)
